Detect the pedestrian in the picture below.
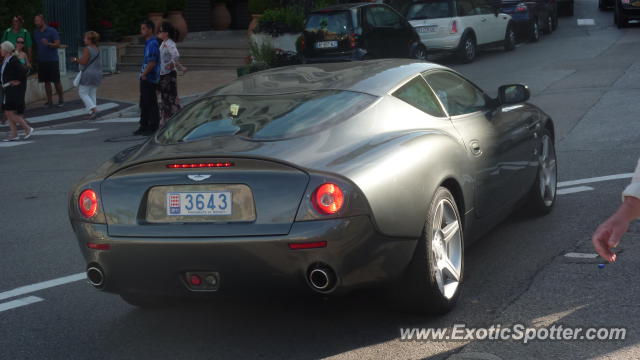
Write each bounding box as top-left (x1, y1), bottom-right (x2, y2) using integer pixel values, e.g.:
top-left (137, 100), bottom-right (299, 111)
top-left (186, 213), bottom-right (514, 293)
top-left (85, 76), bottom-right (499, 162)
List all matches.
top-left (1, 41), bottom-right (33, 141)
top-left (14, 36), bottom-right (31, 70)
top-left (593, 160), bottom-right (640, 262)
top-left (157, 22), bottom-right (182, 128)
top-left (71, 31), bottom-right (102, 120)
top-left (134, 20), bottom-right (161, 136)
top-left (33, 14), bottom-right (64, 108)
top-left (2, 16), bottom-right (32, 64)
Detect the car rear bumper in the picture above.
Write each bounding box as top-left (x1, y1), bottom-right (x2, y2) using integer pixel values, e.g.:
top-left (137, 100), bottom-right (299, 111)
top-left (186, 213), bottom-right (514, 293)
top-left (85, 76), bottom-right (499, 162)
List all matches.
top-left (303, 49), bottom-right (366, 63)
top-left (70, 216), bottom-right (417, 298)
top-left (418, 34), bottom-right (461, 52)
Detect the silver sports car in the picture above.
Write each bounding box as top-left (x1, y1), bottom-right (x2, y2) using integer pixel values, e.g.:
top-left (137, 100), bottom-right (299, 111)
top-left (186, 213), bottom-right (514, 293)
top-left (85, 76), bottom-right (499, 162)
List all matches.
top-left (69, 60), bottom-right (557, 314)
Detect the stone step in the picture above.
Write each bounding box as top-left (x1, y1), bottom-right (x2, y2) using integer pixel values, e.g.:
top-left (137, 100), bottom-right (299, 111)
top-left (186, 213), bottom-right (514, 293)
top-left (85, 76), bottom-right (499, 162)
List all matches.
top-left (125, 45), bottom-right (249, 57)
top-left (117, 63), bottom-right (241, 72)
top-left (121, 54), bottom-right (246, 66)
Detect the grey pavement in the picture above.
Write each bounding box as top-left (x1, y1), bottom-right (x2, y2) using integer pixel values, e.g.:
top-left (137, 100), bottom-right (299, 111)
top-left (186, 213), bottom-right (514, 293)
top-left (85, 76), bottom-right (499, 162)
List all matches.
top-left (1, 0), bottom-right (640, 359)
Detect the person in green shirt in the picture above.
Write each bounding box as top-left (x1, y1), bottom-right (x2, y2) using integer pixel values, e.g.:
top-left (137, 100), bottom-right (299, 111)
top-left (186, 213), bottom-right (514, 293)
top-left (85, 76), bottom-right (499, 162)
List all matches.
top-left (1, 16), bottom-right (32, 64)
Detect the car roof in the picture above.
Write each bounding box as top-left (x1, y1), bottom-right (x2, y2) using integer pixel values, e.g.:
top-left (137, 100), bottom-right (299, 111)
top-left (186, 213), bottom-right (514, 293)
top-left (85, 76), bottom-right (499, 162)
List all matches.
top-left (211, 60), bottom-right (447, 97)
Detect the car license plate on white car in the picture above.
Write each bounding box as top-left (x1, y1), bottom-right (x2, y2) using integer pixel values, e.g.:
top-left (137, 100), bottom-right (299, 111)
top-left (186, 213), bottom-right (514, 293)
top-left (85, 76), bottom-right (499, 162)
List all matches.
top-left (418, 26), bottom-right (437, 33)
top-left (167, 191), bottom-right (232, 216)
top-left (315, 41), bottom-right (338, 49)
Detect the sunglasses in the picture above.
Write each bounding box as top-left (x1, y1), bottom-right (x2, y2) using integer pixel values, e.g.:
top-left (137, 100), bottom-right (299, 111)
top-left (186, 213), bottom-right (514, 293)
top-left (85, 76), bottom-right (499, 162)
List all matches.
top-left (16, 41), bottom-right (25, 44)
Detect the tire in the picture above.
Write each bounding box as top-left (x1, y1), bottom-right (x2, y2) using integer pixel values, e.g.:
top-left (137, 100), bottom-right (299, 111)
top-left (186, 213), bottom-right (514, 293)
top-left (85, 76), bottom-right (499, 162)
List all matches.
top-left (120, 293), bottom-right (176, 308)
top-left (412, 44), bottom-right (428, 61)
top-left (599, 0), bottom-right (606, 10)
top-left (552, 11), bottom-right (559, 30)
top-left (567, 1), bottom-right (574, 16)
top-left (529, 19), bottom-right (541, 42)
top-left (504, 24), bottom-right (516, 51)
top-left (457, 33), bottom-right (476, 63)
top-left (543, 14), bottom-right (553, 34)
top-left (525, 129), bottom-right (557, 215)
top-left (394, 187), bottom-right (464, 315)
top-left (615, 7), bottom-right (628, 28)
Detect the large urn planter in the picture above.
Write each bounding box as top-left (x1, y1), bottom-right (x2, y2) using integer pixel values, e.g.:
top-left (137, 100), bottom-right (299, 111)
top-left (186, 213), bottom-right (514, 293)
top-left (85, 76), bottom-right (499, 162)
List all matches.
top-left (148, 12), bottom-right (165, 34)
top-left (211, 3), bottom-right (232, 30)
top-left (167, 11), bottom-right (188, 41)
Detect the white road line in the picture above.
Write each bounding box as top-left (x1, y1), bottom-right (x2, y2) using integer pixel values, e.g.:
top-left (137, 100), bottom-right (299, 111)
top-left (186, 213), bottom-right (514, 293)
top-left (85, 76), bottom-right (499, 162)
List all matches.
top-left (557, 186), bottom-right (594, 195)
top-left (34, 129), bottom-right (98, 136)
top-left (0, 296), bottom-right (44, 313)
top-left (558, 173), bottom-right (633, 188)
top-left (564, 252), bottom-right (599, 259)
top-left (577, 19), bottom-right (595, 26)
top-left (0, 273), bottom-right (85, 301)
top-left (27, 103), bottom-right (119, 124)
top-left (95, 117), bottom-right (139, 124)
top-left (0, 141), bottom-right (33, 147)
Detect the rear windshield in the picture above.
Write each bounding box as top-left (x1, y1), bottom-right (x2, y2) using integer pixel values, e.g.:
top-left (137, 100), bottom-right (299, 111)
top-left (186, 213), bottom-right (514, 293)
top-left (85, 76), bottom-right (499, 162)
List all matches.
top-left (305, 11), bottom-right (352, 35)
top-left (156, 91), bottom-right (377, 143)
top-left (406, 1), bottom-right (454, 20)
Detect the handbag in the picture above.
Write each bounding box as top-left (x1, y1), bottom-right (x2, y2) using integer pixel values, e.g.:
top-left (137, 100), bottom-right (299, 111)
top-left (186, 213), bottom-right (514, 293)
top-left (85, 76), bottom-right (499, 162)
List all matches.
top-left (73, 50), bottom-right (100, 87)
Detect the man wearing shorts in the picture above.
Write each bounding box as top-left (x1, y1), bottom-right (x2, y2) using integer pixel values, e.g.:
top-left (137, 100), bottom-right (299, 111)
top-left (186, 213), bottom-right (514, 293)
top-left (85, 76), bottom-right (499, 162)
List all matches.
top-left (33, 14), bottom-right (64, 107)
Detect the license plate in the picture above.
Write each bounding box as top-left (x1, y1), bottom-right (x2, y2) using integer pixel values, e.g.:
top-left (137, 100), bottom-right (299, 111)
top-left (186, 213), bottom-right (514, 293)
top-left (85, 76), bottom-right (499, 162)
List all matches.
top-left (167, 191), bottom-right (232, 216)
top-left (315, 41), bottom-right (338, 49)
top-left (418, 26), bottom-right (437, 33)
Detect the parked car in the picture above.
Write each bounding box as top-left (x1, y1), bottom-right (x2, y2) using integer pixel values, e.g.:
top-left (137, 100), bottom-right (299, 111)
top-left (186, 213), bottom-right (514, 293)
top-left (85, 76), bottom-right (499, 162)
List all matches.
top-left (500, 0), bottom-right (558, 42)
top-left (301, 3), bottom-right (427, 63)
top-left (69, 59), bottom-right (557, 314)
top-left (557, 0), bottom-right (574, 16)
top-left (614, 0), bottom-right (640, 27)
top-left (405, 0), bottom-right (516, 63)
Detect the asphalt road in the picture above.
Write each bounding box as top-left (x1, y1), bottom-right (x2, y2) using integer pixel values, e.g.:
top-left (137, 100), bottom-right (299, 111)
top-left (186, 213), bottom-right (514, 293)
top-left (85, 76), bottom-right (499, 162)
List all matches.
top-left (1, 1), bottom-right (640, 359)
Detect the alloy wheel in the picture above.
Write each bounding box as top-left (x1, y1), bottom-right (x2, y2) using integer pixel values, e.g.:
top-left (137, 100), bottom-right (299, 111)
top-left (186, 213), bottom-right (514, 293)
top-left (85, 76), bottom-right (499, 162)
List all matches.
top-left (538, 134), bottom-right (557, 207)
top-left (430, 199), bottom-right (462, 299)
top-left (465, 38), bottom-right (475, 61)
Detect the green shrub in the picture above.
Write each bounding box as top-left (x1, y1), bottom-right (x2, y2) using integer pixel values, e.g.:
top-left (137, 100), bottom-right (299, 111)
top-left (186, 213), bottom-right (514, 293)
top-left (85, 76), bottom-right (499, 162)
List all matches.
top-left (258, 6), bottom-right (305, 35)
top-left (312, 0), bottom-right (339, 10)
top-left (249, 40), bottom-right (275, 67)
top-left (145, 0), bottom-right (168, 12)
top-left (88, 0), bottom-right (147, 41)
top-left (0, 0), bottom-right (43, 34)
top-left (248, 0), bottom-right (277, 15)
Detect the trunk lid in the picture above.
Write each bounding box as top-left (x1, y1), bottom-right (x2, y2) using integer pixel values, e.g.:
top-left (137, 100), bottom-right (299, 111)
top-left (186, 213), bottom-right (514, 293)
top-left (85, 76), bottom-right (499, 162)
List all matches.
top-left (101, 158), bottom-right (309, 238)
top-left (303, 10), bottom-right (354, 58)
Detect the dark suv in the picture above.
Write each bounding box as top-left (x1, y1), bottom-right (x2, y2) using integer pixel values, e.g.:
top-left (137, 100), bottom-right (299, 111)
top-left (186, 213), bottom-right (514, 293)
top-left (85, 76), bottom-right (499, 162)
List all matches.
top-left (500, 0), bottom-right (558, 42)
top-left (301, 3), bottom-right (426, 63)
top-left (614, 0), bottom-right (640, 27)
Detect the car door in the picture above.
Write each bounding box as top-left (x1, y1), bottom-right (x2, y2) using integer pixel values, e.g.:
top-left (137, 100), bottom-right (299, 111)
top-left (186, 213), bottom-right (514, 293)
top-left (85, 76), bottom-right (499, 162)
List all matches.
top-left (423, 70), bottom-right (537, 218)
top-left (364, 5), bottom-right (411, 57)
top-left (472, 0), bottom-right (502, 43)
top-left (456, 0), bottom-right (486, 43)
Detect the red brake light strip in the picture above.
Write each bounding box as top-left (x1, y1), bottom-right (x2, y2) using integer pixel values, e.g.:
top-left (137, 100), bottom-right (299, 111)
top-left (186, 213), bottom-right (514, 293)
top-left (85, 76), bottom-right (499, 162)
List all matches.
top-left (166, 162), bottom-right (234, 169)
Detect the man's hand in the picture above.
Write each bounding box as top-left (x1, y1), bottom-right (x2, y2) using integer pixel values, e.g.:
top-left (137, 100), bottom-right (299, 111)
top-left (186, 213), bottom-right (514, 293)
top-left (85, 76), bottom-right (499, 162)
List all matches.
top-left (592, 197), bottom-right (640, 262)
top-left (41, 38), bottom-right (49, 46)
top-left (141, 74), bottom-right (147, 81)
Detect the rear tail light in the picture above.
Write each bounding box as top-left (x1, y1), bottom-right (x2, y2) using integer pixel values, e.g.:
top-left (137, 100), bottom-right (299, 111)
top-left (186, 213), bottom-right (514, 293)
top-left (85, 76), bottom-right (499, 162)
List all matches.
top-left (515, 3), bottom-right (528, 12)
top-left (166, 162), bottom-right (234, 168)
top-left (349, 33), bottom-right (358, 48)
top-left (299, 36), bottom-right (306, 52)
top-left (312, 183), bottom-right (344, 215)
top-left (79, 189), bottom-right (99, 218)
top-left (451, 20), bottom-right (458, 34)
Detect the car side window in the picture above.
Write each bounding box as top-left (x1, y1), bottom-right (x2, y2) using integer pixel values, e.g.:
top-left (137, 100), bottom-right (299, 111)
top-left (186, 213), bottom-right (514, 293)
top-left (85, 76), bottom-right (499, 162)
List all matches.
top-left (456, 0), bottom-right (476, 16)
top-left (368, 6), bottom-right (403, 28)
top-left (392, 75), bottom-right (446, 118)
top-left (472, 0), bottom-right (494, 15)
top-left (424, 71), bottom-right (491, 117)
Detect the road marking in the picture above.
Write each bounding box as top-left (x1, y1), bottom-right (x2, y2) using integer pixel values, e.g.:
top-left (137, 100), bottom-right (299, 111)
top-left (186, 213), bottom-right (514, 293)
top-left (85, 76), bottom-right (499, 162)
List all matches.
top-left (95, 117), bottom-right (139, 124)
top-left (557, 186), bottom-right (594, 195)
top-left (27, 103), bottom-right (119, 124)
top-left (577, 19), bottom-right (595, 26)
top-left (0, 296), bottom-right (44, 313)
top-left (558, 173), bottom-right (633, 188)
top-left (0, 141), bottom-right (33, 147)
top-left (564, 252), bottom-right (599, 259)
top-left (34, 129), bottom-right (98, 135)
top-left (0, 273), bottom-right (85, 301)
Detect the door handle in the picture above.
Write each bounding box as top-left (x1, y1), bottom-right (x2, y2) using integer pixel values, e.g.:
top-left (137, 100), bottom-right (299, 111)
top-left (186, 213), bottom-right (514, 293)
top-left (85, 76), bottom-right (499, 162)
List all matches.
top-left (481, 18), bottom-right (487, 22)
top-left (470, 140), bottom-right (482, 155)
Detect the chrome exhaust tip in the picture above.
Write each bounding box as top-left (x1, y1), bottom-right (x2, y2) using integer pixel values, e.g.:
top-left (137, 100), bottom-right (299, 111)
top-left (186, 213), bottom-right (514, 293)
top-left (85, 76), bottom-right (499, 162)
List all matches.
top-left (308, 265), bottom-right (336, 292)
top-left (87, 266), bottom-right (105, 289)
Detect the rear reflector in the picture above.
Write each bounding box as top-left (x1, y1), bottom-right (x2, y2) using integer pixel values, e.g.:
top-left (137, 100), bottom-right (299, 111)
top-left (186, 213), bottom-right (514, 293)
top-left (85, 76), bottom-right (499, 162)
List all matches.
top-left (288, 241), bottom-right (328, 250)
top-left (167, 162), bottom-right (234, 169)
top-left (87, 243), bottom-right (111, 250)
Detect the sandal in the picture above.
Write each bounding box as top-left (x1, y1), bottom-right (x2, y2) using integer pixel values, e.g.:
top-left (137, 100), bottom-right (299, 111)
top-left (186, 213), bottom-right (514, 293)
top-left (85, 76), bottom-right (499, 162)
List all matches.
top-left (23, 127), bottom-right (34, 140)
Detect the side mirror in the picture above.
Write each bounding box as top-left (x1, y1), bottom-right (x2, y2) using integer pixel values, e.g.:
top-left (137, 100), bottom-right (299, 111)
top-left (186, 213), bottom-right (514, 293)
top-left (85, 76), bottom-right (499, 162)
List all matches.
top-left (498, 84), bottom-right (530, 105)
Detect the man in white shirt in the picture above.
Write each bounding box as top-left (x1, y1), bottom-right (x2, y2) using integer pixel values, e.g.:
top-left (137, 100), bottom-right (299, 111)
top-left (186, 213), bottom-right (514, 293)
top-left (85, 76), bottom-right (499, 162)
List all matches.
top-left (593, 159), bottom-right (640, 262)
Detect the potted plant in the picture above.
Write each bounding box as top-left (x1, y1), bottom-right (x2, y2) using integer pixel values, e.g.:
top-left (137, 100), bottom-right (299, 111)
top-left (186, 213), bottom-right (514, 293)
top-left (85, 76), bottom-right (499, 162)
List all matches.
top-left (248, 0), bottom-right (275, 35)
top-left (211, 0), bottom-right (232, 30)
top-left (146, 0), bottom-right (167, 33)
top-left (167, 0), bottom-right (188, 41)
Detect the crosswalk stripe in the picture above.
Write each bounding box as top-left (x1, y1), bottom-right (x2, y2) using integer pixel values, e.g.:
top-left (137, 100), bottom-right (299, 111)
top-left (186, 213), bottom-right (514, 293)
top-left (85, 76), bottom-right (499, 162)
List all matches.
top-left (34, 129), bottom-right (98, 135)
top-left (0, 141), bottom-right (33, 147)
top-left (95, 117), bottom-right (140, 123)
top-left (27, 103), bottom-right (119, 124)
